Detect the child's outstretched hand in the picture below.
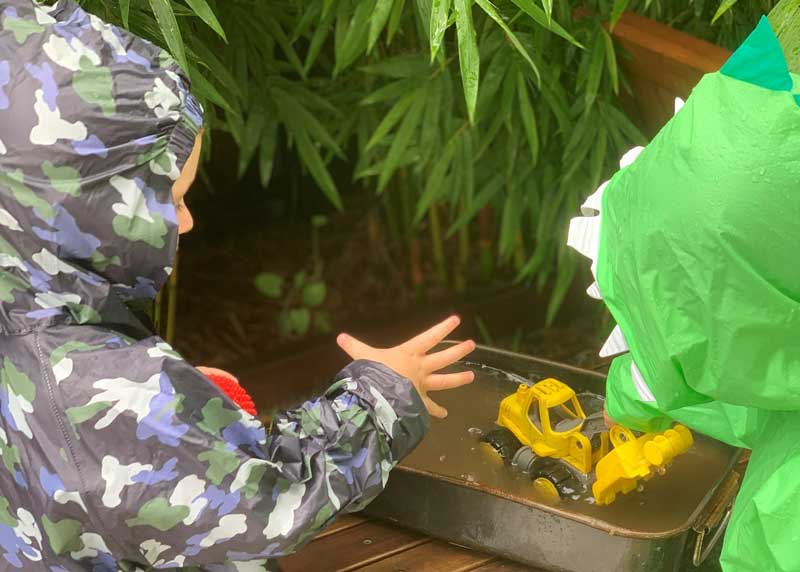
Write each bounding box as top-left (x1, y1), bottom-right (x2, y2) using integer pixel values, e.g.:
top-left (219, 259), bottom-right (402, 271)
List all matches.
top-left (336, 316), bottom-right (475, 419)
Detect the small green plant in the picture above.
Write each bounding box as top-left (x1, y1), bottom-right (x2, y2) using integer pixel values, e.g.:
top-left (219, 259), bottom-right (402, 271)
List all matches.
top-left (254, 216), bottom-right (332, 340)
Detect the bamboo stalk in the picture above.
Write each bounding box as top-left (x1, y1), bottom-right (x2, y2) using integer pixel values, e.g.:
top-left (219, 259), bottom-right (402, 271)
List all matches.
top-left (455, 197), bottom-right (470, 293)
top-left (429, 203), bottom-right (448, 286)
top-left (769, 0), bottom-right (800, 73)
top-left (477, 206), bottom-right (494, 281)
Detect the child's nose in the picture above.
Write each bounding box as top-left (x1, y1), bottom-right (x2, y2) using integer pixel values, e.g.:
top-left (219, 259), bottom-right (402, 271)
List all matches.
top-left (179, 208), bottom-right (194, 234)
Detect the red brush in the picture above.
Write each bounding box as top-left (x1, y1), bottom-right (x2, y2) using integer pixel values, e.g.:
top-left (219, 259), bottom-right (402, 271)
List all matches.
top-left (197, 367), bottom-right (257, 416)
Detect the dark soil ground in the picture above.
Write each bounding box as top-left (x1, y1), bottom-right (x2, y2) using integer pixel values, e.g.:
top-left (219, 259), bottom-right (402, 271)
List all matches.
top-left (172, 176), bottom-right (611, 375)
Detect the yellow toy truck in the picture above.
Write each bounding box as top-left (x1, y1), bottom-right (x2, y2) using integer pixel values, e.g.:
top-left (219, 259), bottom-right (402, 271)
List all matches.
top-left (480, 378), bottom-right (693, 505)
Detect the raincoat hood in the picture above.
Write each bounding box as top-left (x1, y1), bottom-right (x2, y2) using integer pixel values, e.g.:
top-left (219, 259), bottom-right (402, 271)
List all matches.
top-left (568, 17), bottom-right (800, 431)
top-left (0, 0), bottom-right (202, 332)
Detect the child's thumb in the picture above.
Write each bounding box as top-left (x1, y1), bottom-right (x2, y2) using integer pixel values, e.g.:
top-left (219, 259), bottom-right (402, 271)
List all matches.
top-left (336, 333), bottom-right (374, 360)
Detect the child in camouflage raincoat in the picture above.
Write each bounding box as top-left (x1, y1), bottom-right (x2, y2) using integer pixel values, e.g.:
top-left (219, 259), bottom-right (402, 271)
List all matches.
top-left (0, 1), bottom-right (476, 570)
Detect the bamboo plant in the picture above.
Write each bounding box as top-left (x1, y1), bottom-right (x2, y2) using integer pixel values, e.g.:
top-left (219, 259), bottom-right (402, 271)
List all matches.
top-left (70, 0), bottom-right (782, 338)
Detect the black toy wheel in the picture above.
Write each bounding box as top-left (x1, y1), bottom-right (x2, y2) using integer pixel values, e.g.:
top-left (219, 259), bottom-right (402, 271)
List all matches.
top-left (480, 428), bottom-right (522, 462)
top-left (531, 461), bottom-right (579, 500)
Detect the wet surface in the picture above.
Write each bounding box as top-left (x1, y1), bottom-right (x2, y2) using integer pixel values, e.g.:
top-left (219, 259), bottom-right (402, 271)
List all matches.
top-left (402, 359), bottom-right (737, 535)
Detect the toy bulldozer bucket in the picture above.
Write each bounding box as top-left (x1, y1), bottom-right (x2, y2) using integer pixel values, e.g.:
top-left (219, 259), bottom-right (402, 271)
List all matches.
top-left (593, 424), bottom-right (694, 505)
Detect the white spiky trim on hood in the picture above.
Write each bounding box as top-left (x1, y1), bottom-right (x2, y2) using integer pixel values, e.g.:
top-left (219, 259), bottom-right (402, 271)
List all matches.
top-left (567, 98), bottom-right (685, 368)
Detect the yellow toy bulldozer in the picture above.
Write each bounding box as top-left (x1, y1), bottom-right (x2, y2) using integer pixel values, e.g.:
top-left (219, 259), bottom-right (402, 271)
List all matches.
top-left (480, 378), bottom-right (693, 505)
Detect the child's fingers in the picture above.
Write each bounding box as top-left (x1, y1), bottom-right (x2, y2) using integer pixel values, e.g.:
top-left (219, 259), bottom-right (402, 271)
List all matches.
top-left (424, 395), bottom-right (449, 419)
top-left (336, 333), bottom-right (374, 360)
top-left (401, 315), bottom-right (461, 354)
top-left (423, 339), bottom-right (476, 372)
top-left (424, 371), bottom-right (474, 392)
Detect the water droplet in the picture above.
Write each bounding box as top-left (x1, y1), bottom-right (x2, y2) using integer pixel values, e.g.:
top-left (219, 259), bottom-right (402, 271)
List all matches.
top-left (363, 538), bottom-right (373, 545)
top-left (759, 167), bottom-right (765, 175)
top-left (468, 427), bottom-right (483, 438)
top-left (466, 474), bottom-right (476, 483)
top-left (439, 454), bottom-right (447, 462)
top-left (636, 484), bottom-right (644, 492)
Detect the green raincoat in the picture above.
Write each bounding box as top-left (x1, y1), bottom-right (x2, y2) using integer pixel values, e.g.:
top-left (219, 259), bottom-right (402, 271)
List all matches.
top-left (568, 17), bottom-right (800, 572)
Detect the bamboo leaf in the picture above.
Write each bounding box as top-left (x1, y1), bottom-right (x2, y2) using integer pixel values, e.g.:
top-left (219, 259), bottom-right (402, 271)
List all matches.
top-left (191, 40), bottom-right (242, 103)
top-left (517, 73), bottom-right (539, 166)
top-left (584, 32), bottom-right (606, 109)
top-left (769, 0), bottom-right (800, 73)
top-left (546, 255), bottom-right (576, 325)
top-left (507, 0), bottom-right (583, 48)
top-left (476, 49), bottom-right (510, 121)
top-left (419, 78), bottom-right (443, 158)
top-left (540, 79), bottom-right (571, 137)
top-left (447, 172), bottom-right (503, 235)
top-left (265, 17), bottom-right (306, 79)
top-left (602, 29), bottom-right (619, 95)
top-left (599, 101), bottom-right (646, 145)
top-left (335, 0), bottom-right (374, 72)
top-left (369, 0), bottom-right (395, 52)
top-left (120, 0), bottom-right (130, 28)
top-left (238, 105), bottom-right (266, 178)
top-left (148, 0), bottom-right (188, 71)
top-left (359, 77), bottom-right (425, 105)
top-left (185, 0), bottom-right (227, 40)
top-left (541, 0), bottom-right (552, 23)
top-left (355, 148), bottom-right (419, 179)
top-left (305, 8), bottom-right (335, 72)
top-left (415, 135), bottom-right (458, 222)
top-left (563, 120), bottom-right (598, 180)
top-left (454, 0), bottom-right (480, 123)
top-left (498, 188), bottom-right (521, 259)
top-left (430, 0), bottom-right (452, 61)
top-left (610, 0), bottom-right (630, 30)
top-left (387, 0), bottom-right (407, 44)
top-left (589, 125), bottom-right (608, 189)
top-left (366, 91), bottom-right (418, 150)
top-left (187, 64), bottom-right (235, 113)
top-left (359, 55), bottom-right (431, 77)
top-left (378, 95), bottom-right (425, 192)
top-left (259, 120), bottom-right (279, 188)
top-left (712, 0), bottom-right (740, 24)
top-left (476, 0), bottom-right (540, 83)
top-left (273, 89), bottom-right (344, 158)
top-left (292, 2), bottom-right (322, 42)
top-left (282, 114), bottom-right (342, 210)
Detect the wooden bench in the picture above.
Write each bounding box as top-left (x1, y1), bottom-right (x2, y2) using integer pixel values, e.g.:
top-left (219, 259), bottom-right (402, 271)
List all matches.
top-left (278, 514), bottom-right (541, 572)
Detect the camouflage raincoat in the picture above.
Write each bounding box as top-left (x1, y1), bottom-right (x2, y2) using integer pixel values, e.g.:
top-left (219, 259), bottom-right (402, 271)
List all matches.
top-left (0, 1), bottom-right (430, 570)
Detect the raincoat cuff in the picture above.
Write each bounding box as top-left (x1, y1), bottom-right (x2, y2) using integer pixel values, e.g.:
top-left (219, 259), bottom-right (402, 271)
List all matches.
top-left (328, 360), bottom-right (430, 461)
top-left (605, 354), bottom-right (672, 433)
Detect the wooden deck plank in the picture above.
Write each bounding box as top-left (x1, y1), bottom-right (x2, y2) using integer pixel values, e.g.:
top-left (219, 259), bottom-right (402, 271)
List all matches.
top-left (279, 520), bottom-right (428, 572)
top-left (351, 540), bottom-right (495, 572)
top-left (469, 560), bottom-right (543, 572)
top-left (314, 514), bottom-right (369, 540)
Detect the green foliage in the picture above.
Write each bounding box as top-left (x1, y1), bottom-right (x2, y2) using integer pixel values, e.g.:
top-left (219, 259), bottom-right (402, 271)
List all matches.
top-left (253, 217), bottom-right (331, 339)
top-left (82, 0), bottom-right (771, 323)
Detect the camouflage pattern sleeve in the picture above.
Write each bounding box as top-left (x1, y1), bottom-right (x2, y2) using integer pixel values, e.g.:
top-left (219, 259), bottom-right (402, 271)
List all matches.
top-left (52, 330), bottom-right (429, 569)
